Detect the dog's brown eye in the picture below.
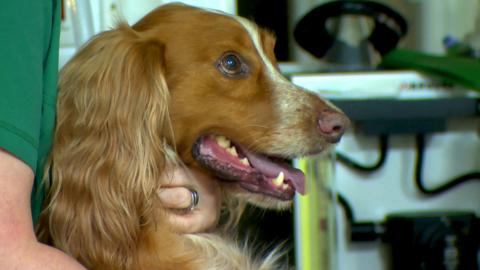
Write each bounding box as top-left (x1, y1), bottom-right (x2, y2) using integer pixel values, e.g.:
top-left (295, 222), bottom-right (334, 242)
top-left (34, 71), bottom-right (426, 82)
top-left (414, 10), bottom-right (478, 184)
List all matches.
top-left (217, 52), bottom-right (247, 78)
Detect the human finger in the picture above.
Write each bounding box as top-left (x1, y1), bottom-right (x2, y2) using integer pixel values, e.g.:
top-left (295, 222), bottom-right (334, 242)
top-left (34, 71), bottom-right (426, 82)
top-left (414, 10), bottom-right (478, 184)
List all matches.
top-left (157, 187), bottom-right (193, 209)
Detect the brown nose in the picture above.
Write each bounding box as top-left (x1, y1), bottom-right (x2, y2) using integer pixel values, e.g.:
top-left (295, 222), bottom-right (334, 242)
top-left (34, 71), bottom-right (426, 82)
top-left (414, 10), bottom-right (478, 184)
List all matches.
top-left (317, 110), bottom-right (349, 143)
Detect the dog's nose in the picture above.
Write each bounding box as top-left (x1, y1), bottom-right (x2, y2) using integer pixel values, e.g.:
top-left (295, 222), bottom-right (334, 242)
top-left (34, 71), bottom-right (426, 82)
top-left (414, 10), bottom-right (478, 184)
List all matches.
top-left (317, 110), bottom-right (349, 143)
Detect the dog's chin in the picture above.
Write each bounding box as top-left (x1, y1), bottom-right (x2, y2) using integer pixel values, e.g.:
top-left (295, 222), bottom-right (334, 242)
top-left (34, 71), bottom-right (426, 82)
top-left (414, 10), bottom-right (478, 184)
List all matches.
top-left (222, 183), bottom-right (294, 210)
top-left (191, 134), bottom-right (307, 204)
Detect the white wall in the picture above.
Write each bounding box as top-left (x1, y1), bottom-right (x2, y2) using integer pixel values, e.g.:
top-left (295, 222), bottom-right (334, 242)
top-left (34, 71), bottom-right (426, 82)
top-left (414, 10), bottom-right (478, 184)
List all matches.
top-left (335, 124), bottom-right (480, 270)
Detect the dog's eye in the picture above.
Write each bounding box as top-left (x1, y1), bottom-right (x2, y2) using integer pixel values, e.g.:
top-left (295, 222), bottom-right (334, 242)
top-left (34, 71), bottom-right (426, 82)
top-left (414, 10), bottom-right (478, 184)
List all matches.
top-left (223, 55), bottom-right (240, 71)
top-left (217, 52), bottom-right (247, 78)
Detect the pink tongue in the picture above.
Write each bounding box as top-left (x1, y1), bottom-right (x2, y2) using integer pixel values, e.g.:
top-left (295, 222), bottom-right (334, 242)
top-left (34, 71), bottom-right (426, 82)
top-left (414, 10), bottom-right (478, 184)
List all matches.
top-left (239, 146), bottom-right (306, 195)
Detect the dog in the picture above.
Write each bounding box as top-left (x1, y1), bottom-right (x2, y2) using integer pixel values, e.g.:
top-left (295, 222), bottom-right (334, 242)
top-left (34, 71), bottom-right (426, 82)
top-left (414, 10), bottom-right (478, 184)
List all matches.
top-left (37, 3), bottom-right (349, 270)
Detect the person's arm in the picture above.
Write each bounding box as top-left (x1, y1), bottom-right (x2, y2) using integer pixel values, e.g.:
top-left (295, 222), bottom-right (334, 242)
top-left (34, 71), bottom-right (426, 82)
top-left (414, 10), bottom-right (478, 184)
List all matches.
top-left (0, 148), bottom-right (220, 269)
top-left (0, 149), bottom-right (86, 270)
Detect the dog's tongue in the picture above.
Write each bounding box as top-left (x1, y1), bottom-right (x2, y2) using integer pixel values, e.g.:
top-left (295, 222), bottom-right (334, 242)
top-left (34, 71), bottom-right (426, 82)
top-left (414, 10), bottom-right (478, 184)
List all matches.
top-left (192, 135), bottom-right (306, 197)
top-left (237, 145), bottom-right (306, 195)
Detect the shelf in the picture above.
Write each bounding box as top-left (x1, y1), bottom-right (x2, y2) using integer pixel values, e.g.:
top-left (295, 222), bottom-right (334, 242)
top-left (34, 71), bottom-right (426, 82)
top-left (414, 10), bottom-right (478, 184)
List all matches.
top-left (331, 97), bottom-right (480, 135)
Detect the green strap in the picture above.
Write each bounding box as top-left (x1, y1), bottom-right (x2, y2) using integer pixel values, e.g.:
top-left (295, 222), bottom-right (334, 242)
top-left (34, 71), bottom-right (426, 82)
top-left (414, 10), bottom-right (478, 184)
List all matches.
top-left (380, 49), bottom-right (480, 91)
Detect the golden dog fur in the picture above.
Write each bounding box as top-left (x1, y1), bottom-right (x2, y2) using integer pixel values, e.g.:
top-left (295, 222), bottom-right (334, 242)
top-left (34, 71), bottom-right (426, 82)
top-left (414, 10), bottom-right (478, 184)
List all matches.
top-left (37, 4), bottom-right (348, 270)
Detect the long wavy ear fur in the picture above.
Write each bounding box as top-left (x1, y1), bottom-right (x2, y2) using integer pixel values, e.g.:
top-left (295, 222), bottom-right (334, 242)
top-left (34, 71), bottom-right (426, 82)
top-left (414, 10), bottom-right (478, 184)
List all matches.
top-left (37, 23), bottom-right (176, 269)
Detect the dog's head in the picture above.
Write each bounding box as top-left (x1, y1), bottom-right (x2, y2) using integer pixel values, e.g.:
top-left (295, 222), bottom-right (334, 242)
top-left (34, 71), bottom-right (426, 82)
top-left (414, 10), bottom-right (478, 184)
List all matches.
top-left (54, 4), bottom-right (349, 218)
top-left (42, 4), bottom-right (349, 267)
top-left (131, 4), bottom-right (349, 208)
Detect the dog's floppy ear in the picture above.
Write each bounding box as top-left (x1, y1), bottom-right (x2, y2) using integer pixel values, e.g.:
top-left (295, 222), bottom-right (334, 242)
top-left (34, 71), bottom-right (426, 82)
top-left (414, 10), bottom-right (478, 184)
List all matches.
top-left (37, 24), bottom-right (173, 268)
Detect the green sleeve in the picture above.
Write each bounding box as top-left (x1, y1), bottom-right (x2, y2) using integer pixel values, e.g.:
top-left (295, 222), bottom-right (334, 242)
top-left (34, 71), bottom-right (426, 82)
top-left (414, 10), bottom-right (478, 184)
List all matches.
top-left (0, 0), bottom-right (61, 224)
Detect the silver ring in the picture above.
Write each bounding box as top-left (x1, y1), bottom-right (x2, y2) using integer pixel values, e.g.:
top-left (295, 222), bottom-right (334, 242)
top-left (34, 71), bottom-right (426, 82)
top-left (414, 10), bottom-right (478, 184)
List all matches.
top-left (188, 189), bottom-right (199, 211)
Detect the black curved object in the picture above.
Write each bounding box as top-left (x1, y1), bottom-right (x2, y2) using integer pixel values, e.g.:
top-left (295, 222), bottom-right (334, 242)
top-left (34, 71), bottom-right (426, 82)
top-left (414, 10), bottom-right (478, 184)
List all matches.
top-left (414, 134), bottom-right (480, 196)
top-left (336, 135), bottom-right (388, 172)
top-left (294, 0), bottom-right (408, 58)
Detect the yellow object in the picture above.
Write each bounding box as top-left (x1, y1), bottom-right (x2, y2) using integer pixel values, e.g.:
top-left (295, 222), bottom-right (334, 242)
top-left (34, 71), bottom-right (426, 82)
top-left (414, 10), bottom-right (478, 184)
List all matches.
top-left (294, 154), bottom-right (337, 270)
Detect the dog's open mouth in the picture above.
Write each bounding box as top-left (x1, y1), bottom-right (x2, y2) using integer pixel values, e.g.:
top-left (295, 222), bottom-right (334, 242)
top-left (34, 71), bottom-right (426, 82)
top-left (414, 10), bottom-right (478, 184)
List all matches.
top-left (192, 134), bottom-right (305, 200)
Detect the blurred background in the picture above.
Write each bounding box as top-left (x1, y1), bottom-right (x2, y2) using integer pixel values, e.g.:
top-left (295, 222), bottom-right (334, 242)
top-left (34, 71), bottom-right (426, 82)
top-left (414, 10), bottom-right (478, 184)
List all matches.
top-left (59, 0), bottom-right (480, 269)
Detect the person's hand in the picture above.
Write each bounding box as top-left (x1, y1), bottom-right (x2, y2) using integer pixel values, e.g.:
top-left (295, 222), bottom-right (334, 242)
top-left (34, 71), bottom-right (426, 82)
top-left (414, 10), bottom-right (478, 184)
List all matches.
top-left (157, 166), bottom-right (221, 233)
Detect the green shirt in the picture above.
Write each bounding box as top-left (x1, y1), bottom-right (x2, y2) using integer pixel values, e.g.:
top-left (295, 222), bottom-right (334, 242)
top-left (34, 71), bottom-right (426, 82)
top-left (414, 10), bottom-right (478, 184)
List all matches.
top-left (0, 0), bottom-right (61, 224)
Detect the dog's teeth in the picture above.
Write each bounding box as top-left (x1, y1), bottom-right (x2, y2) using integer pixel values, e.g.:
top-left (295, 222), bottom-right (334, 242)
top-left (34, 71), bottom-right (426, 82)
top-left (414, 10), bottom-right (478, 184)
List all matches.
top-left (282, 183), bottom-right (289, 190)
top-left (240, 157), bottom-right (250, 166)
top-left (216, 135), bottom-right (231, 149)
top-left (272, 172), bottom-right (284, 187)
top-left (227, 146), bottom-right (238, 157)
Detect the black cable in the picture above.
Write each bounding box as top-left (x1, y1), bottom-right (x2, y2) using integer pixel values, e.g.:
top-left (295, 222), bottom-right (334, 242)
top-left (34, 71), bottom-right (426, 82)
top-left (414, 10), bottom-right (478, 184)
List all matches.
top-left (415, 134), bottom-right (480, 196)
top-left (336, 135), bottom-right (388, 173)
top-left (337, 193), bottom-right (383, 242)
top-left (336, 192), bottom-right (354, 223)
